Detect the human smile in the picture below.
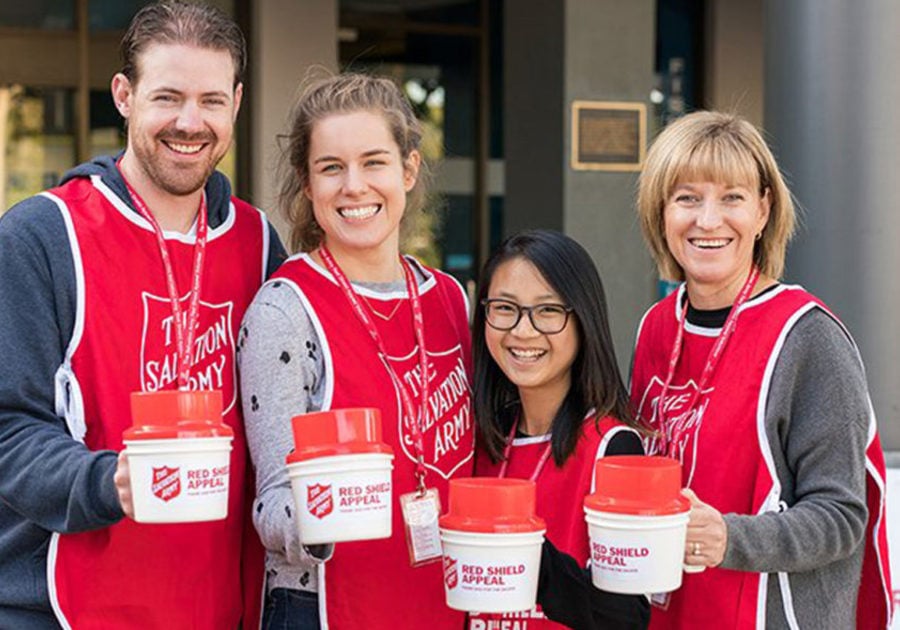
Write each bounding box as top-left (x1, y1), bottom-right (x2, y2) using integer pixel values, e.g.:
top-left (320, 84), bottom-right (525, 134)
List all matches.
top-left (507, 347), bottom-right (547, 362)
top-left (162, 139), bottom-right (208, 155)
top-left (689, 237), bottom-right (732, 249)
top-left (338, 204), bottom-right (381, 221)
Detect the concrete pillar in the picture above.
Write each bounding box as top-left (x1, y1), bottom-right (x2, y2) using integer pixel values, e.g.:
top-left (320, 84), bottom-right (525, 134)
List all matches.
top-left (251, 0), bottom-right (337, 246)
top-left (704, 0), bottom-right (763, 126)
top-left (765, 0), bottom-right (900, 449)
top-left (505, 0), bottom-right (657, 371)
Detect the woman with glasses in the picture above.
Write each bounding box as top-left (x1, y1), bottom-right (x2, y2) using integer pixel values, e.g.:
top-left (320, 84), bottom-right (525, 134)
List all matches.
top-left (470, 229), bottom-right (650, 630)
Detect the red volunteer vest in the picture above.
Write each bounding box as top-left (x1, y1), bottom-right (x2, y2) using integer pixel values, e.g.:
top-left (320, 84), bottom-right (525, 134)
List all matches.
top-left (630, 285), bottom-right (892, 629)
top-left (45, 176), bottom-right (267, 629)
top-left (273, 254), bottom-right (474, 630)
top-left (470, 416), bottom-right (633, 630)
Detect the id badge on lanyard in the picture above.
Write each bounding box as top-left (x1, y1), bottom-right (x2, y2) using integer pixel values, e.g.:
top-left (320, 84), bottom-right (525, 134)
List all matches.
top-left (319, 247), bottom-right (443, 566)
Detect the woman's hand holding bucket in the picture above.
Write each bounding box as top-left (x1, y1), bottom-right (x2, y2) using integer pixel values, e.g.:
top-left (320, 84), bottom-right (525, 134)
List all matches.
top-left (682, 488), bottom-right (727, 571)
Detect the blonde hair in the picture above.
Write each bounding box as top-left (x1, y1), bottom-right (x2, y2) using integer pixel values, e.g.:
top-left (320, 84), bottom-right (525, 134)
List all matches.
top-left (278, 72), bottom-right (428, 253)
top-left (637, 111), bottom-right (795, 281)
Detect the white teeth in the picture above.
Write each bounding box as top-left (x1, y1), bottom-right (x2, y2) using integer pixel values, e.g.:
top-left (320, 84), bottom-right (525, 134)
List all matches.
top-left (691, 238), bottom-right (729, 248)
top-left (509, 348), bottom-right (545, 359)
top-left (167, 142), bottom-right (203, 154)
top-left (339, 205), bottom-right (380, 220)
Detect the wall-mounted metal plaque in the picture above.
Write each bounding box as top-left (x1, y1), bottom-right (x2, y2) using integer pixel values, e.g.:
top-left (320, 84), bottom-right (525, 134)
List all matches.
top-left (571, 101), bottom-right (646, 171)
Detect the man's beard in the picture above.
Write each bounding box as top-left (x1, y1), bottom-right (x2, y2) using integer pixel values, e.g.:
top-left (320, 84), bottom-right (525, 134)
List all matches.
top-left (132, 129), bottom-right (226, 196)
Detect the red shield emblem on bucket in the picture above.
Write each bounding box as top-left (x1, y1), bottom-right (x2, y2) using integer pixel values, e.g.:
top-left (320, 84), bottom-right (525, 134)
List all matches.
top-left (307, 484), bottom-right (333, 519)
top-left (151, 466), bottom-right (181, 502)
top-left (443, 556), bottom-right (459, 590)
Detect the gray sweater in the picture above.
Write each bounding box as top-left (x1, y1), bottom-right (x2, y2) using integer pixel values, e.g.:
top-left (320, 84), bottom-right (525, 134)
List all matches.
top-left (237, 261), bottom-right (429, 594)
top-left (685, 296), bottom-right (871, 629)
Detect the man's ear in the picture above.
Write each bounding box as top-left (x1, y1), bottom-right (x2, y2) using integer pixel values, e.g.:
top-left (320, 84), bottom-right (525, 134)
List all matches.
top-left (111, 73), bottom-right (134, 119)
top-left (232, 82), bottom-right (243, 121)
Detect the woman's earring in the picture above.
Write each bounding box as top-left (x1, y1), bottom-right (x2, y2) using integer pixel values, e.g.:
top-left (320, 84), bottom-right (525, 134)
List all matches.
top-left (755, 231), bottom-right (763, 241)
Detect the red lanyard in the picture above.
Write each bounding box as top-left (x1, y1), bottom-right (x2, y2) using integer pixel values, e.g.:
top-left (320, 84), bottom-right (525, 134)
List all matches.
top-left (497, 416), bottom-right (553, 482)
top-left (118, 163), bottom-right (209, 391)
top-left (656, 266), bottom-right (760, 457)
top-left (319, 247), bottom-right (431, 492)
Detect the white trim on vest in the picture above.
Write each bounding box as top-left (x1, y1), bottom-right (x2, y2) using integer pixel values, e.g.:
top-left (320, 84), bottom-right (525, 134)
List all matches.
top-left (90, 174), bottom-right (237, 243)
top-left (511, 433), bottom-right (552, 447)
top-left (275, 277), bottom-right (335, 411)
top-left (439, 266), bottom-right (470, 315)
top-left (253, 205), bottom-right (270, 285)
top-left (777, 571), bottom-right (801, 630)
top-left (593, 425), bottom-right (641, 494)
top-left (864, 396), bottom-right (893, 627)
top-left (46, 533), bottom-right (73, 629)
top-left (318, 562), bottom-right (330, 629)
top-left (755, 573), bottom-right (769, 629)
top-left (41, 192), bottom-right (87, 444)
top-left (680, 283), bottom-right (800, 337)
top-left (754, 297), bottom-right (818, 629)
top-left (293, 252), bottom-right (439, 300)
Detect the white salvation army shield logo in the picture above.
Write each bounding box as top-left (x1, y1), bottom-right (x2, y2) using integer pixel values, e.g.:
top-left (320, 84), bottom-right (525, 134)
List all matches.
top-left (307, 484), bottom-right (333, 519)
top-left (382, 345), bottom-right (473, 479)
top-left (139, 292), bottom-right (237, 413)
top-left (635, 375), bottom-right (712, 483)
top-left (152, 466), bottom-right (181, 502)
top-left (443, 556), bottom-right (459, 590)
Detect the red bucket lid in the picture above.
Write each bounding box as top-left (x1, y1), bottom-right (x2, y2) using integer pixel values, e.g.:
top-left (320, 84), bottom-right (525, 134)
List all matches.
top-left (439, 478), bottom-right (546, 533)
top-left (584, 455), bottom-right (689, 516)
top-left (286, 408), bottom-right (393, 463)
top-left (124, 390), bottom-right (233, 440)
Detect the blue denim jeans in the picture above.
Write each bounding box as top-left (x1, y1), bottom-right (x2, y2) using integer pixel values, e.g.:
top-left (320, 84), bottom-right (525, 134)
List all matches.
top-left (262, 588), bottom-right (321, 630)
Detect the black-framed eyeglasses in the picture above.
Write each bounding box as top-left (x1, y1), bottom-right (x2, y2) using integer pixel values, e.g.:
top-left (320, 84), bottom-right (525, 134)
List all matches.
top-left (481, 298), bottom-right (574, 335)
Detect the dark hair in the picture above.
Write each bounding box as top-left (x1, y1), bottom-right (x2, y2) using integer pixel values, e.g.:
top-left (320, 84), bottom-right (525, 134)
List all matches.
top-left (473, 229), bottom-right (637, 466)
top-left (278, 72), bottom-right (428, 253)
top-left (120, 1), bottom-right (246, 87)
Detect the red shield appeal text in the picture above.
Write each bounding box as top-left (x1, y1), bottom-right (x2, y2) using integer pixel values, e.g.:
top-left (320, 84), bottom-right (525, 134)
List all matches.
top-left (462, 563), bottom-right (526, 586)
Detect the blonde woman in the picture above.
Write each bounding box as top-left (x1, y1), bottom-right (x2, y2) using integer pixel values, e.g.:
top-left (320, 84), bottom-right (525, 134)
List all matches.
top-left (630, 111), bottom-right (891, 629)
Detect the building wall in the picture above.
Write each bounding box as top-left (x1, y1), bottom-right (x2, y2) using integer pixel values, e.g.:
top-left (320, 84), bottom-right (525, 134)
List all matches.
top-left (505, 0), bottom-right (657, 373)
top-left (563, 0), bottom-right (657, 367)
top-left (705, 0), bottom-right (764, 126)
top-left (503, 1), bottom-right (566, 236)
top-left (765, 0), bottom-right (900, 452)
top-left (251, 0), bottom-right (337, 247)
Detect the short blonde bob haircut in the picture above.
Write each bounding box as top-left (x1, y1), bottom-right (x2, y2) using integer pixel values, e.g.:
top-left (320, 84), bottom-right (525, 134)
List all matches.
top-left (637, 110), bottom-right (796, 281)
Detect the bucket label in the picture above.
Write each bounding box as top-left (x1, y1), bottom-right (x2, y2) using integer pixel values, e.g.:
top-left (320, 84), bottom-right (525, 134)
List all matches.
top-left (308, 484), bottom-right (333, 519)
top-left (305, 481), bottom-right (391, 519)
top-left (591, 542), bottom-right (651, 578)
top-left (151, 464), bottom-right (229, 503)
top-left (444, 556), bottom-right (459, 589)
top-left (185, 465), bottom-right (229, 495)
top-left (457, 561), bottom-right (526, 591)
top-left (337, 482), bottom-right (391, 510)
top-left (152, 466), bottom-right (181, 502)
